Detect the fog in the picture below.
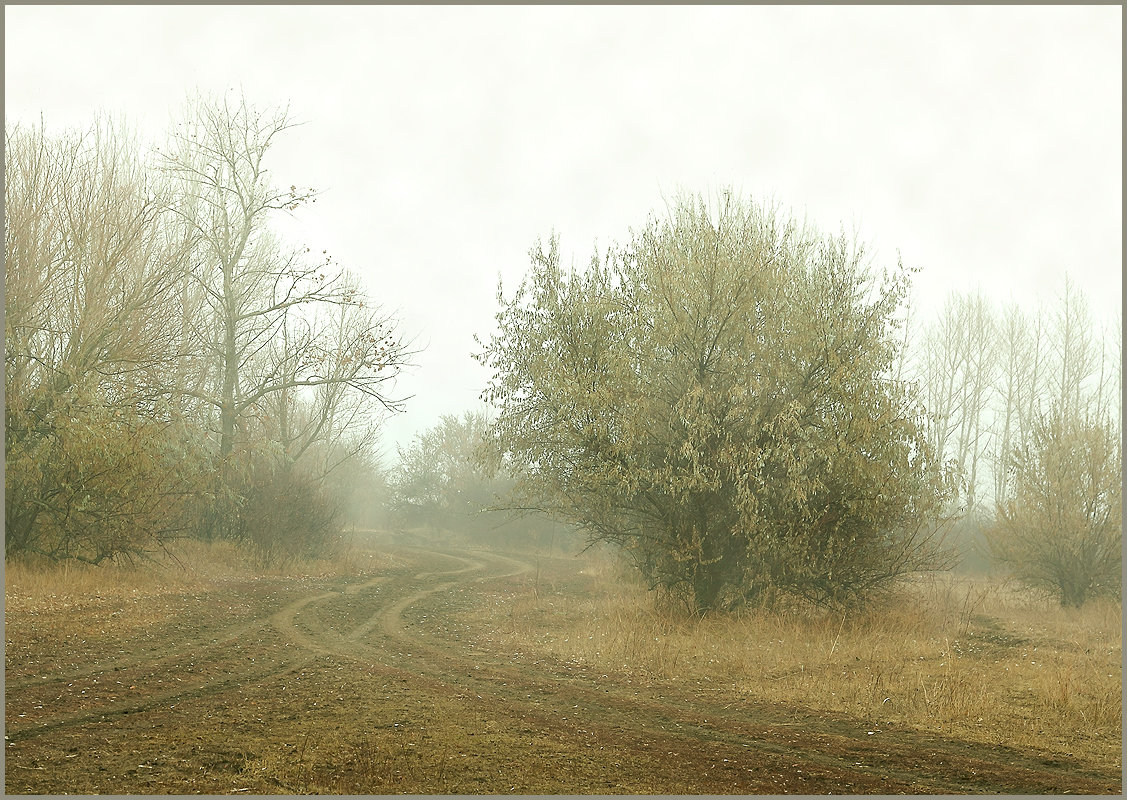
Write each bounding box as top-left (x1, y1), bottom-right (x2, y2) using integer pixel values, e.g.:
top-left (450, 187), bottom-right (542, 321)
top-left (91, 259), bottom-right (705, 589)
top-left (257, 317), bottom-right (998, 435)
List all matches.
top-left (6, 5), bottom-right (1120, 458)
top-left (5, 8), bottom-right (1122, 781)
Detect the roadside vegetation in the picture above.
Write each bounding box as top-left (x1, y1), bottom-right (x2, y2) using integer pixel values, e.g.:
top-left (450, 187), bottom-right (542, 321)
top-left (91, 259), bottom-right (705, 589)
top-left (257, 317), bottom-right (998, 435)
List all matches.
top-left (5, 93), bottom-right (407, 570)
top-left (475, 192), bottom-right (1120, 611)
top-left (465, 551), bottom-right (1122, 773)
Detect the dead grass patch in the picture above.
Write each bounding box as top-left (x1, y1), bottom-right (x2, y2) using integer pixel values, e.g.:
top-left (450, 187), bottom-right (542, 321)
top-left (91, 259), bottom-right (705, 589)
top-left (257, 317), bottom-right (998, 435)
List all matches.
top-left (481, 558), bottom-right (1121, 770)
top-left (4, 530), bottom-right (390, 615)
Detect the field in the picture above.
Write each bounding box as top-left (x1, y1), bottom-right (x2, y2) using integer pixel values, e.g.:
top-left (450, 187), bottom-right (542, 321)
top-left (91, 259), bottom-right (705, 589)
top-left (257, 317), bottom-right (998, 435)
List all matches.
top-left (4, 530), bottom-right (1122, 794)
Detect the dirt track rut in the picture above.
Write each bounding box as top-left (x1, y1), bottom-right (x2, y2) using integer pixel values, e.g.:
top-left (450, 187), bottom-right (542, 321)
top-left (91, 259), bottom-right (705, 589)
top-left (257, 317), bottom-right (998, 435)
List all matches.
top-left (4, 538), bottom-right (1121, 794)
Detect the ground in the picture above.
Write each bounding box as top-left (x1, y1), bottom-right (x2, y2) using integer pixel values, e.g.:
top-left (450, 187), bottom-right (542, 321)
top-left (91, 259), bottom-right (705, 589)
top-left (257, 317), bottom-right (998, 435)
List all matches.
top-left (4, 531), bottom-right (1121, 794)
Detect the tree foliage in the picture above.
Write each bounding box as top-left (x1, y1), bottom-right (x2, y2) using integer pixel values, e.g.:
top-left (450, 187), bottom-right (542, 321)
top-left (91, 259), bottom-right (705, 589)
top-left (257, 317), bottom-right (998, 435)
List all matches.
top-left (5, 95), bottom-right (408, 566)
top-left (988, 410), bottom-right (1121, 606)
top-left (4, 386), bottom-right (209, 563)
top-left (4, 119), bottom-right (199, 562)
top-left (391, 410), bottom-right (513, 533)
top-left (477, 193), bottom-right (954, 611)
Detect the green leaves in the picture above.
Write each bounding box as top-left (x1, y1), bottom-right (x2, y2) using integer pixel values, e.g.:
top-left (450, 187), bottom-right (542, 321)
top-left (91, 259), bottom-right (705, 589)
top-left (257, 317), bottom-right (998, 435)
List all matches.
top-left (479, 192), bottom-right (953, 611)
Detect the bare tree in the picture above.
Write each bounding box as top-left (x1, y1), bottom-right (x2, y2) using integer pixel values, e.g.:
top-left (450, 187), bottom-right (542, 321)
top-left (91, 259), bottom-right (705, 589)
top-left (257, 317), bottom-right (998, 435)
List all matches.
top-left (1095, 309), bottom-right (1122, 430)
top-left (915, 292), bottom-right (997, 514)
top-left (161, 93), bottom-right (411, 462)
top-left (265, 289), bottom-right (390, 480)
top-left (1047, 276), bottom-right (1099, 423)
top-left (907, 280), bottom-right (1120, 577)
top-left (5, 120), bottom-right (190, 409)
top-left (989, 304), bottom-right (1032, 508)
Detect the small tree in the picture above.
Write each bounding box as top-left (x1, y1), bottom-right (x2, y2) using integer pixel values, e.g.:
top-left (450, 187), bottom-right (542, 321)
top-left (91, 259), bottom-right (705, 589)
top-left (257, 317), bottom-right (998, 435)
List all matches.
top-left (477, 192), bottom-right (954, 611)
top-left (988, 409), bottom-right (1121, 606)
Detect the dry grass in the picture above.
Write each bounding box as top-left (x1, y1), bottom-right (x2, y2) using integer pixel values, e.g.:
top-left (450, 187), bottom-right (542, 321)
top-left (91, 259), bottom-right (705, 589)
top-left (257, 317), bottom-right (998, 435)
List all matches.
top-left (489, 557), bottom-right (1122, 768)
top-left (3, 530), bottom-right (387, 615)
top-left (241, 730), bottom-right (456, 795)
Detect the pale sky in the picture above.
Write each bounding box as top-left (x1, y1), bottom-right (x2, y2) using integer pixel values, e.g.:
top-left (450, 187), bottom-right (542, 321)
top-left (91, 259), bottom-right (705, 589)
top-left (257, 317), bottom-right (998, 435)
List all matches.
top-left (5, 5), bottom-right (1122, 460)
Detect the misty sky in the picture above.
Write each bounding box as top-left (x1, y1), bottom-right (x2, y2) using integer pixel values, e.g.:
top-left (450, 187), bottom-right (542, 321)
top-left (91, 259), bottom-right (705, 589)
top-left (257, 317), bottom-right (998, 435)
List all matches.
top-left (5, 5), bottom-right (1121, 460)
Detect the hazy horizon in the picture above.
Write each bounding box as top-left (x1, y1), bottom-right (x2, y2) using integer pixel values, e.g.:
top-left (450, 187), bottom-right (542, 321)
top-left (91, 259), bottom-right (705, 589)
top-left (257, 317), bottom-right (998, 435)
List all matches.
top-left (6, 5), bottom-right (1121, 459)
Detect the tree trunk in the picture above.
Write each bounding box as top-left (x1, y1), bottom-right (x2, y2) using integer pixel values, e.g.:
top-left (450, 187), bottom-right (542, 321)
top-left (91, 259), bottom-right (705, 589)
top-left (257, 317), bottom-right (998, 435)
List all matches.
top-left (219, 267), bottom-right (238, 459)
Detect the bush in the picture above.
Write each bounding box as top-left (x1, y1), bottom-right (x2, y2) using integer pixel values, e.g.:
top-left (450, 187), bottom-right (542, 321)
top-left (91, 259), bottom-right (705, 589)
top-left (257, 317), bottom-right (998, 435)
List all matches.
top-left (237, 465), bottom-right (343, 568)
top-left (989, 409), bottom-right (1121, 606)
top-left (5, 385), bottom-right (209, 564)
top-left (477, 192), bottom-right (954, 611)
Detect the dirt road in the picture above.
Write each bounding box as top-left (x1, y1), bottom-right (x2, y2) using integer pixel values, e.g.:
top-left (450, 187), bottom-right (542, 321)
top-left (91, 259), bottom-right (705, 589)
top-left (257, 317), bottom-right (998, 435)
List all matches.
top-left (4, 535), bottom-right (1120, 793)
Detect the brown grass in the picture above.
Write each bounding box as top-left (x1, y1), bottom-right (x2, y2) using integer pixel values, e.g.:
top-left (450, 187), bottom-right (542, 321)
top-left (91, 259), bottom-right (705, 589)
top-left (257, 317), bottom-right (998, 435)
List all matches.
top-left (240, 729), bottom-right (457, 795)
top-left (486, 556), bottom-right (1122, 768)
top-left (3, 530), bottom-right (388, 615)
top-left (5, 537), bottom-right (1120, 793)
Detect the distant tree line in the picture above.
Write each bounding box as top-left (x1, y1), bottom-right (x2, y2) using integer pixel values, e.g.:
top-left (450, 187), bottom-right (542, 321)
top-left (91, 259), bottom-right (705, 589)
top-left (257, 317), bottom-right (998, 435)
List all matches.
top-left (388, 410), bottom-right (578, 553)
top-left (5, 93), bottom-right (410, 566)
top-left (907, 282), bottom-right (1121, 605)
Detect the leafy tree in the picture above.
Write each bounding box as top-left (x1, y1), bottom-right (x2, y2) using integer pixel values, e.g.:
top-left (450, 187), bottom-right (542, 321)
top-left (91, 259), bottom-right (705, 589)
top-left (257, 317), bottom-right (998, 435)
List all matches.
top-left (4, 387), bottom-right (209, 563)
top-left (4, 118), bottom-right (202, 562)
top-left (988, 410), bottom-right (1121, 606)
top-left (477, 193), bottom-right (954, 611)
